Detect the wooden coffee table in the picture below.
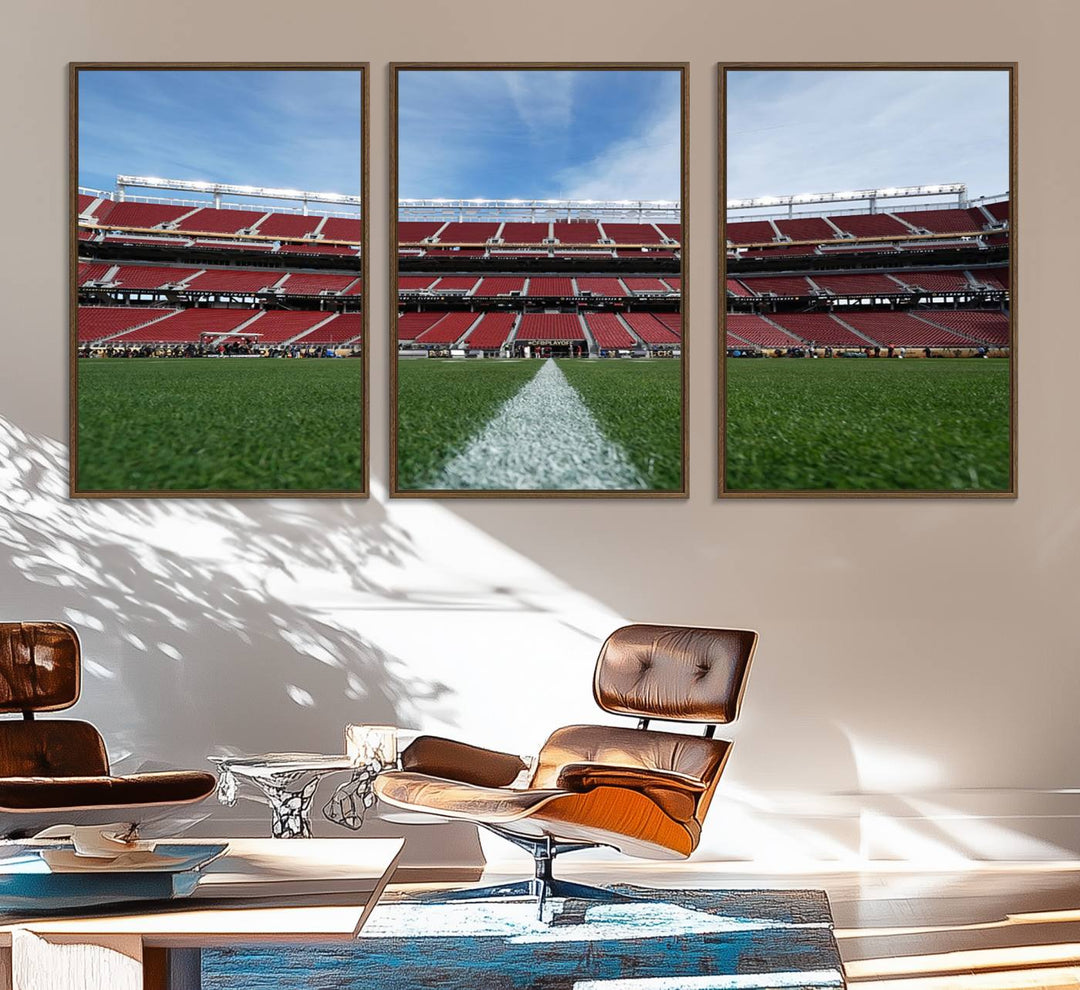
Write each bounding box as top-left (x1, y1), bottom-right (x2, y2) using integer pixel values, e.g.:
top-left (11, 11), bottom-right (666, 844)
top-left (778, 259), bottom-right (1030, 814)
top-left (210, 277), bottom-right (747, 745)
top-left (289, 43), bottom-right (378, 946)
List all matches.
top-left (0, 836), bottom-right (403, 990)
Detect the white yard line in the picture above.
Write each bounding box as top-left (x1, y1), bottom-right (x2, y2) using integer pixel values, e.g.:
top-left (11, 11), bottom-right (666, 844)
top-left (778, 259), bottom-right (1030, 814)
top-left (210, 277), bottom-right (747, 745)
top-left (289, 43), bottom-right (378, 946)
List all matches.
top-left (432, 359), bottom-right (647, 491)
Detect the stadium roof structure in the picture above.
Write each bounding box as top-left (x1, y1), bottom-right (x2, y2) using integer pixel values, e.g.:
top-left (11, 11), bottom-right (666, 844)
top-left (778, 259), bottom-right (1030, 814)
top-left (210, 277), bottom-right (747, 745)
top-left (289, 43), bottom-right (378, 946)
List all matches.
top-left (112, 175), bottom-right (360, 215)
top-left (723, 183), bottom-right (1011, 222)
top-left (398, 198), bottom-right (680, 223)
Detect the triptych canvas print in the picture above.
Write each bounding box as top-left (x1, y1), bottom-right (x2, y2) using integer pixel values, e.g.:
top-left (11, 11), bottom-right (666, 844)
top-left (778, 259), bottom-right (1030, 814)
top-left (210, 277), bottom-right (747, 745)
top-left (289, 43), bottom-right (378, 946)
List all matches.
top-left (70, 62), bottom-right (1013, 499)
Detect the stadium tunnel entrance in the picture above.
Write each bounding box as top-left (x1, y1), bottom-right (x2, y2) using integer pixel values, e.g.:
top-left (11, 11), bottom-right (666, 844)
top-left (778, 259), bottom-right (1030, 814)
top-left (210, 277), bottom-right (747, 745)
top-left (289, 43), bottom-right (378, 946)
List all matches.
top-left (515, 341), bottom-right (589, 359)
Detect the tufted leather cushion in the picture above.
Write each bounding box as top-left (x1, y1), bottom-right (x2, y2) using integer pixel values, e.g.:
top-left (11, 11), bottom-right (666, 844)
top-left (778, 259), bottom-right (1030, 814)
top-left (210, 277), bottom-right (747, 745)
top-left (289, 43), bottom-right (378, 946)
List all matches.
top-left (400, 736), bottom-right (528, 789)
top-left (0, 720), bottom-right (108, 777)
top-left (0, 622), bottom-right (80, 713)
top-left (0, 771), bottom-right (218, 812)
top-left (593, 624), bottom-right (757, 723)
top-left (531, 724), bottom-right (729, 793)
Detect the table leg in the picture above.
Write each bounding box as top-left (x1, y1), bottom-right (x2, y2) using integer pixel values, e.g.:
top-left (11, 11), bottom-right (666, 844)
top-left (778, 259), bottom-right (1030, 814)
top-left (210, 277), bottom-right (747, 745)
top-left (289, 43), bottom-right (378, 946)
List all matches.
top-left (143, 947), bottom-right (201, 990)
top-left (259, 777), bottom-right (321, 839)
top-left (323, 763), bottom-right (380, 830)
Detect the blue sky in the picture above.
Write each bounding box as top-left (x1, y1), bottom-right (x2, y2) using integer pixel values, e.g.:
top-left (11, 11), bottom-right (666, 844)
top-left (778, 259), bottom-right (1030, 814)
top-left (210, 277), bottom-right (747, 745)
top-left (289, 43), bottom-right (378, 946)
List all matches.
top-left (397, 70), bottom-right (681, 202)
top-left (727, 70), bottom-right (1010, 208)
top-left (78, 70), bottom-right (362, 210)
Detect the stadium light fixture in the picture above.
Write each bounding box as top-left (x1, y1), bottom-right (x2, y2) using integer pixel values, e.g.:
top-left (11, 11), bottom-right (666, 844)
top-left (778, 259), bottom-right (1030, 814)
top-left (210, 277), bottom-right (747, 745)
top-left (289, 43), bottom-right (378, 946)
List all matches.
top-left (115, 175), bottom-right (361, 207)
top-left (727, 183), bottom-right (966, 211)
top-left (397, 197), bottom-right (681, 221)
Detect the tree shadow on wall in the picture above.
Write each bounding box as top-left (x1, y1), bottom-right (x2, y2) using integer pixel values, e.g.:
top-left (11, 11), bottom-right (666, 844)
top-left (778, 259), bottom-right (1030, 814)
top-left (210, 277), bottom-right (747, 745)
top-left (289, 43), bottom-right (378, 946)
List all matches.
top-left (0, 414), bottom-right (450, 769)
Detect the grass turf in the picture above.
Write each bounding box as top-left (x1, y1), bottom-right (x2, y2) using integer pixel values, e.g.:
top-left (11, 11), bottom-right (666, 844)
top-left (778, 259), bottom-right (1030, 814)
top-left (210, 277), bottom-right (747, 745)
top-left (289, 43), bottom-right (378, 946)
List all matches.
top-left (556, 358), bottom-right (682, 491)
top-left (396, 359), bottom-right (541, 489)
top-left (76, 358), bottom-right (363, 491)
top-left (724, 357), bottom-right (1011, 491)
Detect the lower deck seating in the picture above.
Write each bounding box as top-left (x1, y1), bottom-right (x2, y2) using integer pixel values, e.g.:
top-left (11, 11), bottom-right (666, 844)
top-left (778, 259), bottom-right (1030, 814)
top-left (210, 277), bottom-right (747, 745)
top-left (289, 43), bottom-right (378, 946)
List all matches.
top-left (77, 307), bottom-right (176, 342)
top-left (109, 308), bottom-right (261, 343)
top-left (653, 312), bottom-right (681, 336)
top-left (768, 312), bottom-right (871, 347)
top-left (515, 314), bottom-right (585, 342)
top-left (398, 312), bottom-right (446, 341)
top-left (914, 310), bottom-right (1010, 345)
top-left (622, 312), bottom-right (680, 345)
top-left (240, 311), bottom-right (328, 344)
top-left (415, 311), bottom-right (481, 345)
top-left (584, 313), bottom-right (635, 349)
top-left (837, 312), bottom-right (971, 348)
top-left (297, 313), bottom-right (363, 345)
top-left (464, 312), bottom-right (516, 349)
top-left (725, 314), bottom-right (803, 348)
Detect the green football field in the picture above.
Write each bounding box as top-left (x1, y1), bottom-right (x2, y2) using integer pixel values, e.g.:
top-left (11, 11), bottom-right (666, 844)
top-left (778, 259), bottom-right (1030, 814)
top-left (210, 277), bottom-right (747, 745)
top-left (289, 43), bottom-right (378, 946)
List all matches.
top-left (396, 358), bottom-right (683, 491)
top-left (725, 358), bottom-right (1011, 492)
top-left (76, 359), bottom-right (363, 492)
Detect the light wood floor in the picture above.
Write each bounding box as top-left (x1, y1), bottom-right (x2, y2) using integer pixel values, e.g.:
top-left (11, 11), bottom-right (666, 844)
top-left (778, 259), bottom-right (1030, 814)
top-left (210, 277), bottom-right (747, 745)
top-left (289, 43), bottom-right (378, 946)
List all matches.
top-left (398, 860), bottom-right (1080, 989)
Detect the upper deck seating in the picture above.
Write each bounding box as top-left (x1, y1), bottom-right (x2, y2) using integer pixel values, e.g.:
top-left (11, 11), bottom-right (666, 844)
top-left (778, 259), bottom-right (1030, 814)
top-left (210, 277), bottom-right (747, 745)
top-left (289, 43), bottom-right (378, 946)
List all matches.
top-left (601, 223), bottom-right (664, 245)
top-left (553, 221), bottom-right (601, 244)
top-left (499, 223), bottom-right (550, 244)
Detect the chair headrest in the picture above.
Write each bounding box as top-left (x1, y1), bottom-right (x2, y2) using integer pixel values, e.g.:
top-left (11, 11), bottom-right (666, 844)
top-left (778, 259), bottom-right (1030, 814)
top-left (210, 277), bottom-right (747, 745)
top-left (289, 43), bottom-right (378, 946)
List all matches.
top-left (594, 624), bottom-right (757, 724)
top-left (0, 622), bottom-right (81, 713)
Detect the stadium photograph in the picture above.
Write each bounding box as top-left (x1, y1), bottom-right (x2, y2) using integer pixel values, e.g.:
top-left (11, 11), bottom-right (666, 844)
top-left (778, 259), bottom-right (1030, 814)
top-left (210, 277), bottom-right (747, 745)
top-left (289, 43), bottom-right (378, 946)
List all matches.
top-left (722, 66), bottom-right (1013, 495)
top-left (392, 65), bottom-right (685, 495)
top-left (73, 65), bottom-right (366, 495)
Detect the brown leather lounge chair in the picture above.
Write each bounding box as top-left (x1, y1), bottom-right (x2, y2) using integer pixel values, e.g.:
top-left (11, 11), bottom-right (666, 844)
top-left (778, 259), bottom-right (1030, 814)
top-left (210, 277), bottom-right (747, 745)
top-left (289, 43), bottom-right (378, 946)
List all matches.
top-left (0, 622), bottom-right (217, 838)
top-left (375, 623), bottom-right (757, 915)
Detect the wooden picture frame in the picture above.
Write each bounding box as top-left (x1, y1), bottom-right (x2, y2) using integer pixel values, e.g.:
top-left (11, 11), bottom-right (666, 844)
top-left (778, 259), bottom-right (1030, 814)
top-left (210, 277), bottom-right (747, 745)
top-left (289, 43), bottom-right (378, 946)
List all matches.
top-left (70, 62), bottom-right (370, 498)
top-left (718, 63), bottom-right (1017, 498)
top-left (389, 62), bottom-right (689, 498)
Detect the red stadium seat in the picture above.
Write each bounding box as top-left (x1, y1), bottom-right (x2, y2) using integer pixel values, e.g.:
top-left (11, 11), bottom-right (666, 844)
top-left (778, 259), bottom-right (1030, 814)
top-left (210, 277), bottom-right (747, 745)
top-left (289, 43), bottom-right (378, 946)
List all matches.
top-left (622, 313), bottom-right (679, 346)
top-left (415, 312), bottom-right (481, 345)
top-left (77, 307), bottom-right (177, 342)
top-left (725, 314), bottom-right (803, 349)
top-left (464, 312), bottom-right (516, 349)
top-left (525, 277), bottom-right (574, 297)
top-left (515, 314), bottom-right (585, 342)
top-left (553, 222), bottom-right (601, 244)
top-left (585, 313), bottom-right (635, 349)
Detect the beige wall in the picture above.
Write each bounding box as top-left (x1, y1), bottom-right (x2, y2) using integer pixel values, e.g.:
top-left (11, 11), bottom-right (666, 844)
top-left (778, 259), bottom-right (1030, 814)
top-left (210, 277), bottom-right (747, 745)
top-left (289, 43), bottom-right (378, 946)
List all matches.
top-left (1, 0), bottom-right (1078, 864)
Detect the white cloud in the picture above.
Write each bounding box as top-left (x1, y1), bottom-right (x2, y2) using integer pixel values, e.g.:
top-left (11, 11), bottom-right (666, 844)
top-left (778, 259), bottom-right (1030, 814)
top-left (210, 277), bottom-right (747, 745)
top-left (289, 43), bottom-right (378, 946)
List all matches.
top-left (727, 70), bottom-right (1010, 202)
top-left (556, 102), bottom-right (681, 201)
top-left (503, 71), bottom-right (575, 141)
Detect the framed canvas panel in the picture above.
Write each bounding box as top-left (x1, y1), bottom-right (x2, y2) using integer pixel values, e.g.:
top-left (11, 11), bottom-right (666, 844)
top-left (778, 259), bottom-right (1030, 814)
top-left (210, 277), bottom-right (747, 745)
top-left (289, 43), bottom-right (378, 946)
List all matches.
top-left (70, 63), bottom-right (369, 497)
top-left (719, 64), bottom-right (1016, 498)
top-left (390, 63), bottom-right (688, 498)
